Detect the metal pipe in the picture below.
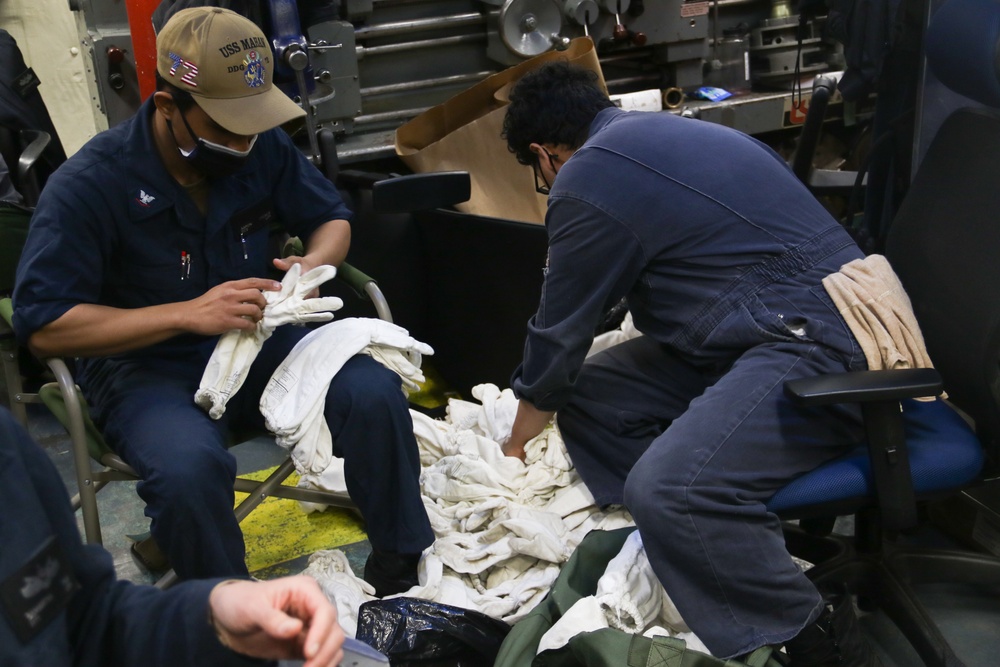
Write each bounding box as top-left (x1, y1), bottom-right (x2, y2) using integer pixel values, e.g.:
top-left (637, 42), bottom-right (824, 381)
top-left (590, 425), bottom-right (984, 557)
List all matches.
top-left (354, 13), bottom-right (485, 40)
top-left (353, 108), bottom-right (431, 125)
top-left (360, 71), bottom-right (494, 97)
top-left (605, 74), bottom-right (662, 89)
top-left (663, 87), bottom-right (685, 109)
top-left (358, 32), bottom-right (486, 58)
top-left (599, 48), bottom-right (654, 63)
top-left (286, 44), bottom-right (322, 164)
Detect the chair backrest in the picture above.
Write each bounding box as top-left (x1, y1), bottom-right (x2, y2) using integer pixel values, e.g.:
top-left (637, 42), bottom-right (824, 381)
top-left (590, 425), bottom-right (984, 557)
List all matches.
top-left (885, 0), bottom-right (1000, 468)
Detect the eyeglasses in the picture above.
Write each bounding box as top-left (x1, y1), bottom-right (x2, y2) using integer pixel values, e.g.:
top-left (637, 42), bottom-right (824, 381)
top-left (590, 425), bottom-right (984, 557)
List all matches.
top-left (532, 148), bottom-right (560, 195)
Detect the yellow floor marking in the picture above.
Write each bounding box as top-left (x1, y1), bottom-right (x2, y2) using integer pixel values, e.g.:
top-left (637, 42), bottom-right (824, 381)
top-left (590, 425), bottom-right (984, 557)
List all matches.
top-left (235, 467), bottom-right (367, 572)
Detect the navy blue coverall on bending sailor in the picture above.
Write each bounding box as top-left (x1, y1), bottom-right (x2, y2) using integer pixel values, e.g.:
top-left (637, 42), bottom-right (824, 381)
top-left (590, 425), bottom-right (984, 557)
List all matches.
top-left (0, 407), bottom-right (266, 667)
top-left (12, 97), bottom-right (434, 579)
top-left (510, 107), bottom-right (868, 659)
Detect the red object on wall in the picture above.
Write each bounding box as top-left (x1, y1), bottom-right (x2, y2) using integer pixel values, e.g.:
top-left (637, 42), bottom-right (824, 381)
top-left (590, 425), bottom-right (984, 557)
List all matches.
top-left (125, 0), bottom-right (161, 100)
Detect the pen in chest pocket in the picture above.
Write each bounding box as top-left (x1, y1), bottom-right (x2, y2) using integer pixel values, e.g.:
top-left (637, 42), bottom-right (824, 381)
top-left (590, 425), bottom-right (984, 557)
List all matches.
top-left (180, 251), bottom-right (191, 280)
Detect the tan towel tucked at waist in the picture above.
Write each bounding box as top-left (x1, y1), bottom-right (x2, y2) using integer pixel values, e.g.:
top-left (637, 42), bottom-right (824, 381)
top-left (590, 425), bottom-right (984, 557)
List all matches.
top-left (822, 255), bottom-right (940, 387)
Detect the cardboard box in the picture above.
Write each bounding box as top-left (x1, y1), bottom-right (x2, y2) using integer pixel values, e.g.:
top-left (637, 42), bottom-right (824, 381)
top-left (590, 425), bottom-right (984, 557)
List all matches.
top-left (394, 38), bottom-right (605, 225)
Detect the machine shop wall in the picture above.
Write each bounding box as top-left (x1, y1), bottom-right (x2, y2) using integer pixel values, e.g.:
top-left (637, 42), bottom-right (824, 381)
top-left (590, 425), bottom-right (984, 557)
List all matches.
top-left (39, 0), bottom-right (851, 167)
top-left (0, 0), bottom-right (100, 155)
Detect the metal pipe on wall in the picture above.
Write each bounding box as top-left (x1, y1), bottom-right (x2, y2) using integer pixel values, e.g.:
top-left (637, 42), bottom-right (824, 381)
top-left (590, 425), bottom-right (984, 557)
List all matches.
top-left (354, 13), bottom-right (486, 40)
top-left (354, 107), bottom-right (431, 125)
top-left (357, 33), bottom-right (486, 58)
top-left (360, 71), bottom-right (494, 97)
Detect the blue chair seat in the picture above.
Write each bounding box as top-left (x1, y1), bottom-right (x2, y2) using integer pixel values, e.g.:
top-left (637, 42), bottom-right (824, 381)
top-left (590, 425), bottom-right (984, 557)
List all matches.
top-left (768, 399), bottom-right (984, 514)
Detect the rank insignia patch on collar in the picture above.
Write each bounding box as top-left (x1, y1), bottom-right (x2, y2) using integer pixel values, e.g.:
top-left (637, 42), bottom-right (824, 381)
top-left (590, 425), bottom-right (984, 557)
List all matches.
top-left (136, 189), bottom-right (156, 207)
top-left (1, 536), bottom-right (80, 643)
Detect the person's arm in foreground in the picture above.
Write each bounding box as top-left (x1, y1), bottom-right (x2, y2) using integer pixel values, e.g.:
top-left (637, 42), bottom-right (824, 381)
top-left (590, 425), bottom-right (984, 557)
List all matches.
top-left (1, 407), bottom-right (344, 667)
top-left (209, 577), bottom-right (345, 667)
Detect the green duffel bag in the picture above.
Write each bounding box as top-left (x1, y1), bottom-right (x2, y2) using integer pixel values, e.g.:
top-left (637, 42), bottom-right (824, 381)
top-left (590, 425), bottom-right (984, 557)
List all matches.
top-left (494, 527), bottom-right (785, 667)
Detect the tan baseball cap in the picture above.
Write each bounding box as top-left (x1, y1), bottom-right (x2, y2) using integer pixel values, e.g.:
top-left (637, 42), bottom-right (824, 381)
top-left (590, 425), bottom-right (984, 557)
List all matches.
top-left (156, 6), bottom-right (305, 135)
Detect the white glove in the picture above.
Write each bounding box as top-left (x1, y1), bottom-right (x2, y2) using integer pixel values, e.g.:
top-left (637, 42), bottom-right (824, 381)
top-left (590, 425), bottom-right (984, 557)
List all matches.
top-left (262, 263), bottom-right (344, 329)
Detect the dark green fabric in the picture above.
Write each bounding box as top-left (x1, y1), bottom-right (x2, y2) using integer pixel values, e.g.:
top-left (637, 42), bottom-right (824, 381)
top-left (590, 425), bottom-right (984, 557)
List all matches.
top-left (494, 528), bottom-right (785, 667)
top-left (0, 202), bottom-right (30, 294)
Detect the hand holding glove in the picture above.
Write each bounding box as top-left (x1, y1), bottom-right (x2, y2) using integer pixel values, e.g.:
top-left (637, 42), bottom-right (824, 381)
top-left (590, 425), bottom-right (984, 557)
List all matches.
top-left (196, 264), bottom-right (344, 419)
top-left (262, 263), bottom-right (344, 330)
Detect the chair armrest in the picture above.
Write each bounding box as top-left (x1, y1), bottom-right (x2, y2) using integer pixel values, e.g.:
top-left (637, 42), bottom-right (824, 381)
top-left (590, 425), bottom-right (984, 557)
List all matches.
top-left (337, 170), bottom-right (471, 214)
top-left (17, 130), bottom-right (51, 184)
top-left (784, 368), bottom-right (943, 407)
top-left (338, 261), bottom-right (391, 323)
top-left (371, 171), bottom-right (471, 214)
top-left (785, 368), bottom-right (943, 533)
top-left (276, 239), bottom-right (393, 323)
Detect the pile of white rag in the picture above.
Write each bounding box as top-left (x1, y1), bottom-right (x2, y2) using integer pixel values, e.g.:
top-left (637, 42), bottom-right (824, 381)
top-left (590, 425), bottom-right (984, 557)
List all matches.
top-left (301, 384), bottom-right (709, 657)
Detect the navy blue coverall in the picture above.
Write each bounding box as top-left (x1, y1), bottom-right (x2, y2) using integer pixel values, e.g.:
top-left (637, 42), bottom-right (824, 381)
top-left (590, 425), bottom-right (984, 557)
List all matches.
top-left (0, 406), bottom-right (265, 666)
top-left (13, 98), bottom-right (434, 579)
top-left (511, 107), bottom-right (868, 658)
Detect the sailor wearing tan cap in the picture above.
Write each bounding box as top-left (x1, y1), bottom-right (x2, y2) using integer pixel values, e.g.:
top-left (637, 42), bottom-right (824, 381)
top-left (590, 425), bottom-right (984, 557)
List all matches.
top-left (13, 7), bottom-right (434, 593)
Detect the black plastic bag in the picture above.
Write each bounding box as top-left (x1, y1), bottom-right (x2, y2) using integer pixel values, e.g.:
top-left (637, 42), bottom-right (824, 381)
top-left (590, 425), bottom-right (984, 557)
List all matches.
top-left (356, 597), bottom-right (511, 666)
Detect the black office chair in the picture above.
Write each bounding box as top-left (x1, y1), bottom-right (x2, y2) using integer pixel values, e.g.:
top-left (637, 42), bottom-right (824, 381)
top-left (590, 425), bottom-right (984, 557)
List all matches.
top-left (0, 28), bottom-right (66, 205)
top-left (763, 0), bottom-right (1000, 664)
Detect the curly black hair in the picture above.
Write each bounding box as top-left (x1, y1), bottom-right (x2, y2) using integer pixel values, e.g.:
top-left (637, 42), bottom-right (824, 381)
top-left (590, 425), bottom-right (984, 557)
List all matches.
top-left (502, 61), bottom-right (615, 166)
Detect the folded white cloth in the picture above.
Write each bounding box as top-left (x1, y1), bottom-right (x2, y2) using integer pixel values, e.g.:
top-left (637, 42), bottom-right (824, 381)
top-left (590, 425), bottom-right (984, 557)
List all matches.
top-left (195, 263), bottom-right (343, 419)
top-left (822, 254), bottom-right (937, 373)
top-left (260, 317), bottom-right (433, 475)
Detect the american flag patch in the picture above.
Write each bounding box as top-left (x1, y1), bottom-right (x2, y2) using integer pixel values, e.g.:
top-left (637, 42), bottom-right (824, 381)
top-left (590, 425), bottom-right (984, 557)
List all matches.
top-left (167, 52), bottom-right (199, 87)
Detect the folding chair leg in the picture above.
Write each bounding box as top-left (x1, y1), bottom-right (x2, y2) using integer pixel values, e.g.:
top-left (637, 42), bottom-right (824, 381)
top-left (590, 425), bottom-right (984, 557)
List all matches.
top-left (155, 570), bottom-right (179, 590)
top-left (48, 357), bottom-right (105, 544)
top-left (234, 457), bottom-right (297, 522)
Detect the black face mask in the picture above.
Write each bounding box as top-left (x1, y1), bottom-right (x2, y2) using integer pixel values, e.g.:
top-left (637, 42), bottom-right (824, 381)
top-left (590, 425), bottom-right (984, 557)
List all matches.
top-left (167, 106), bottom-right (257, 178)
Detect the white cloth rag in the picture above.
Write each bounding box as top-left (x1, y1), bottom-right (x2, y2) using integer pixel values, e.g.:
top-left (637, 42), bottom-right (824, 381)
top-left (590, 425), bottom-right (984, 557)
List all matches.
top-left (595, 529), bottom-right (687, 633)
top-left (195, 263), bottom-right (343, 419)
top-left (259, 317), bottom-right (433, 476)
top-left (300, 549), bottom-right (375, 638)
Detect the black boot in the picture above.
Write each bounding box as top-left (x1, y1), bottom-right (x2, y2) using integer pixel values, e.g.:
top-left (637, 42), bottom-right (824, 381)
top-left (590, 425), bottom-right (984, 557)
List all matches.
top-left (129, 534), bottom-right (170, 573)
top-left (784, 593), bottom-right (884, 666)
top-left (363, 549), bottom-right (421, 598)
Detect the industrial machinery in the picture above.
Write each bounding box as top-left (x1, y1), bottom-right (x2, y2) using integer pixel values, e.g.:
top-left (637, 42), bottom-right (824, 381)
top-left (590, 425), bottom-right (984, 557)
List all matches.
top-left (73, 0), bottom-right (849, 166)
